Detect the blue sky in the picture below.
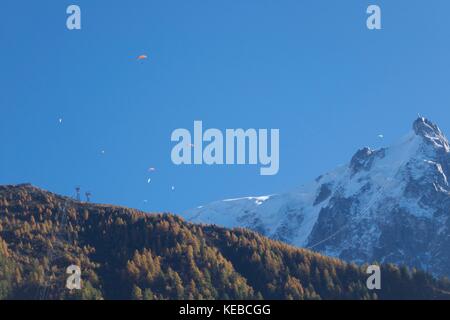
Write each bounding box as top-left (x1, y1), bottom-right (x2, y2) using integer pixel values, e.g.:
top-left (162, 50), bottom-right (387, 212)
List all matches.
top-left (1, 1), bottom-right (450, 213)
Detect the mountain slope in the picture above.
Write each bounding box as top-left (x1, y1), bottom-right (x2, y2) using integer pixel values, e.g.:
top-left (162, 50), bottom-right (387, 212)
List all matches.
top-left (1, 184), bottom-right (449, 300)
top-left (183, 117), bottom-right (450, 278)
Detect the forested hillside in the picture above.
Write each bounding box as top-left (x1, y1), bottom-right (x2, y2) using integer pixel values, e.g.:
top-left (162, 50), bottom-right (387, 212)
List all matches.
top-left (0, 184), bottom-right (449, 300)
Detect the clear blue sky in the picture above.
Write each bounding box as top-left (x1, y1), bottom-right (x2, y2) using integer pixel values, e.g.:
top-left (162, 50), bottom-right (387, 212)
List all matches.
top-left (1, 1), bottom-right (450, 213)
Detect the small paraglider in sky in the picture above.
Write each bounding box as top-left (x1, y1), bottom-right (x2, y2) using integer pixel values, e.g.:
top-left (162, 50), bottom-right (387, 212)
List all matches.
top-left (137, 54), bottom-right (148, 61)
top-left (378, 134), bottom-right (384, 139)
top-left (148, 167), bottom-right (156, 172)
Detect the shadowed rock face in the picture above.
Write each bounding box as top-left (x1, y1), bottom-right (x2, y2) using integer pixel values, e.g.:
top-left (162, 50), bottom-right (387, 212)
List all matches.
top-left (313, 183), bottom-right (333, 206)
top-left (349, 148), bottom-right (386, 176)
top-left (184, 117), bottom-right (450, 278)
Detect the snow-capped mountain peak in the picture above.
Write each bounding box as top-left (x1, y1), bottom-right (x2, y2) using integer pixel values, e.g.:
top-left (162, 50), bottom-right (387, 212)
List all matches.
top-left (183, 117), bottom-right (450, 277)
top-left (413, 117), bottom-right (450, 152)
